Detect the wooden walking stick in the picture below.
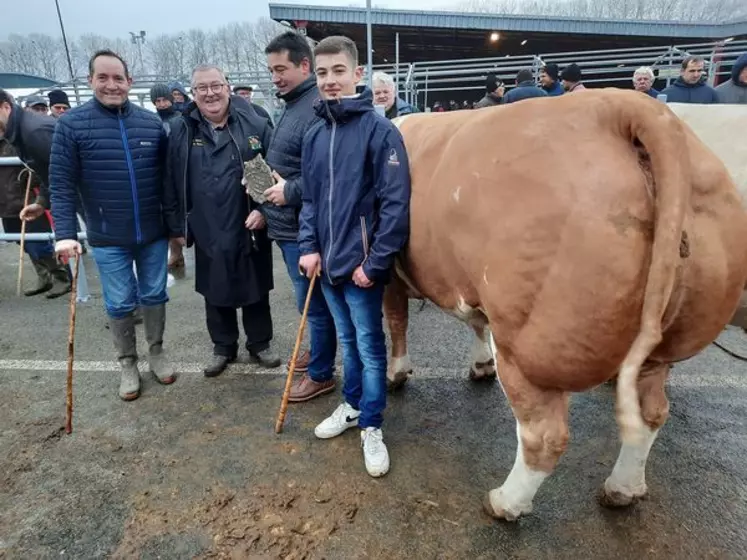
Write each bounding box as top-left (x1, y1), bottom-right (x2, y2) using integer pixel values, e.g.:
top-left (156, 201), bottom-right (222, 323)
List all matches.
top-left (16, 168), bottom-right (34, 297)
top-left (275, 271), bottom-right (319, 434)
top-left (65, 255), bottom-right (81, 435)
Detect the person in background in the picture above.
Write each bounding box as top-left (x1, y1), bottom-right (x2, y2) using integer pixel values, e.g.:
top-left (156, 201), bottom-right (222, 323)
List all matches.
top-left (632, 67), bottom-right (660, 99)
top-left (48, 90), bottom-right (71, 117)
top-left (560, 64), bottom-right (587, 92)
top-left (716, 52), bottom-right (747, 104)
top-left (371, 71), bottom-right (416, 119)
top-left (167, 81), bottom-right (191, 113)
top-left (660, 56), bottom-right (719, 104)
top-left (298, 36), bottom-right (411, 478)
top-left (51, 49), bottom-right (177, 401)
top-left (475, 73), bottom-right (504, 108)
top-left (24, 96), bottom-right (49, 115)
top-left (503, 68), bottom-right (548, 104)
top-left (232, 84), bottom-right (274, 123)
top-left (262, 29), bottom-right (338, 402)
top-left (539, 63), bottom-right (564, 96)
top-left (0, 138), bottom-right (71, 298)
top-left (164, 64), bottom-right (281, 377)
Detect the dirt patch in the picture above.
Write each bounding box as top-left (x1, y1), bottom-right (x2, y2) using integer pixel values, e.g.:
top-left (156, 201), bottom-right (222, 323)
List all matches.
top-left (110, 479), bottom-right (366, 560)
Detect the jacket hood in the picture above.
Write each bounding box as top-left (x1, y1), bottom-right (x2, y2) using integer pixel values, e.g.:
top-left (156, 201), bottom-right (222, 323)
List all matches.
top-left (278, 75), bottom-right (317, 104)
top-left (314, 86), bottom-right (375, 123)
top-left (167, 81), bottom-right (190, 99)
top-left (731, 53), bottom-right (747, 86)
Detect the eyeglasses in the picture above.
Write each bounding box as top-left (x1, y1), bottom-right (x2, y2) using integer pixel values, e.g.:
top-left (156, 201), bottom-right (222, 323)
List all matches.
top-left (192, 82), bottom-right (226, 95)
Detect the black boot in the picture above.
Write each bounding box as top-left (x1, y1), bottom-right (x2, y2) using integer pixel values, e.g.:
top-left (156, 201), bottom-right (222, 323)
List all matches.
top-left (44, 256), bottom-right (72, 299)
top-left (204, 355), bottom-right (233, 378)
top-left (24, 257), bottom-right (53, 297)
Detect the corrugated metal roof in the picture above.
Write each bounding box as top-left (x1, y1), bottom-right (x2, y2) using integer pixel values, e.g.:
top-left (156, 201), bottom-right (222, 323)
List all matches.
top-left (269, 3), bottom-right (747, 38)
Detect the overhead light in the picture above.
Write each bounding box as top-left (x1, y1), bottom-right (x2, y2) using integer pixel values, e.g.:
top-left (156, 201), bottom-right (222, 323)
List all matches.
top-left (521, 39), bottom-right (527, 45)
top-left (724, 37), bottom-right (734, 42)
top-left (490, 32), bottom-right (500, 42)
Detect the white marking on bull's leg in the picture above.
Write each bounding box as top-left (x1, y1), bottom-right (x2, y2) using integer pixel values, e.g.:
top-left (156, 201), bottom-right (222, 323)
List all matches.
top-left (452, 186), bottom-right (461, 203)
top-left (390, 354), bottom-right (413, 376)
top-left (602, 426), bottom-right (659, 506)
top-left (391, 114), bottom-right (413, 130)
top-left (469, 324), bottom-right (496, 380)
top-left (485, 422), bottom-right (549, 521)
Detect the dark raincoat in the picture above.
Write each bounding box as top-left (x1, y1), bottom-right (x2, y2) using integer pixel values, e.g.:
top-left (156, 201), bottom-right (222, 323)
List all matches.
top-left (164, 99), bottom-right (274, 308)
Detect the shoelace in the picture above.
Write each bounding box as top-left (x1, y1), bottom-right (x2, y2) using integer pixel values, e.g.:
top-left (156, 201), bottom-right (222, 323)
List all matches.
top-left (363, 430), bottom-right (385, 455)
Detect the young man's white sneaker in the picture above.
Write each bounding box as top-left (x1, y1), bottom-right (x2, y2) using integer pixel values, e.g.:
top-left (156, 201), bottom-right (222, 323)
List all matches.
top-left (314, 402), bottom-right (360, 439)
top-left (361, 427), bottom-right (390, 477)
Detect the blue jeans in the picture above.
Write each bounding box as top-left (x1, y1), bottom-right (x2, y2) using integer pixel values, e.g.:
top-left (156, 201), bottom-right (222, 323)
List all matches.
top-left (91, 238), bottom-right (169, 319)
top-left (321, 280), bottom-right (387, 429)
top-left (277, 240), bottom-right (337, 382)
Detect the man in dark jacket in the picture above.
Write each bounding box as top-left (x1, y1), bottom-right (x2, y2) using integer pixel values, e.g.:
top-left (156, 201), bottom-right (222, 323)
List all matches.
top-left (371, 71), bottom-right (416, 119)
top-left (298, 36), bottom-right (411, 478)
top-left (0, 88), bottom-right (71, 298)
top-left (475, 73), bottom-right (504, 108)
top-left (503, 69), bottom-right (548, 104)
top-left (164, 64), bottom-right (281, 377)
top-left (632, 66), bottom-right (660, 99)
top-left (263, 30), bottom-right (338, 401)
top-left (167, 81), bottom-right (191, 113)
top-left (661, 56), bottom-right (719, 104)
top-left (51, 50), bottom-right (176, 401)
top-left (232, 84), bottom-right (274, 124)
top-left (539, 63), bottom-right (564, 96)
top-left (716, 52), bottom-right (747, 104)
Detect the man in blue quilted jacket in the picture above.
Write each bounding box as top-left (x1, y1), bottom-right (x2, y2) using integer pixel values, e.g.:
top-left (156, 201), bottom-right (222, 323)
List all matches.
top-left (50, 49), bottom-right (176, 401)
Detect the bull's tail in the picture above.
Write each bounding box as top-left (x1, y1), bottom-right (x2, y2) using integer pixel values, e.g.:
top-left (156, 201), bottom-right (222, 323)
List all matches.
top-left (610, 93), bottom-right (690, 444)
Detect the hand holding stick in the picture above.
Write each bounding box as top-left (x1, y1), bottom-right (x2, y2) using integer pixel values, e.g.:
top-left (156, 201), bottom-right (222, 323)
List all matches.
top-left (16, 169), bottom-right (33, 297)
top-left (65, 256), bottom-right (81, 434)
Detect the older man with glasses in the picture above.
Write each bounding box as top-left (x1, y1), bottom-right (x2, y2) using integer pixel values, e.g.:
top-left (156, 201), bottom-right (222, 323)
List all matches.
top-left (164, 64), bottom-right (281, 377)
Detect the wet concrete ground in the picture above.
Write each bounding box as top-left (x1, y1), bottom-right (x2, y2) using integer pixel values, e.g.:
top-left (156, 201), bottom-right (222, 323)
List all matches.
top-left (1, 243), bottom-right (746, 559)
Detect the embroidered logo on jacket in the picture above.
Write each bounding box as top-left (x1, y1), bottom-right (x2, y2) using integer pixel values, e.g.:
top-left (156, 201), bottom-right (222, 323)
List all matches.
top-left (387, 148), bottom-right (400, 166)
top-left (248, 136), bottom-right (262, 152)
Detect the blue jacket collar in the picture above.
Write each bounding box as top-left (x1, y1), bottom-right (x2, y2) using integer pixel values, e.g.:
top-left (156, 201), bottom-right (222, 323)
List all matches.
top-left (92, 96), bottom-right (133, 115)
top-left (314, 86), bottom-right (375, 123)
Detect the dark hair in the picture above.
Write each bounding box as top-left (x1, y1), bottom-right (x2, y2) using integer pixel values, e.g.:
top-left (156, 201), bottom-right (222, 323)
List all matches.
top-left (0, 87), bottom-right (14, 106)
top-left (314, 36), bottom-right (358, 66)
top-left (265, 31), bottom-right (314, 67)
top-left (681, 55), bottom-right (704, 70)
top-left (516, 68), bottom-right (534, 84)
top-left (88, 49), bottom-right (130, 79)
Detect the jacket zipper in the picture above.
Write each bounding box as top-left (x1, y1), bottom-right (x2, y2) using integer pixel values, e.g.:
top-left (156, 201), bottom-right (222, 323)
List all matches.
top-left (118, 115), bottom-right (142, 244)
top-left (325, 120), bottom-right (337, 284)
top-left (360, 215), bottom-right (369, 263)
top-left (182, 135), bottom-right (189, 241)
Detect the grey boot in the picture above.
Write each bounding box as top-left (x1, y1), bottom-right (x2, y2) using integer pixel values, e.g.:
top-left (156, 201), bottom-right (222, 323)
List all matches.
top-left (24, 257), bottom-right (53, 297)
top-left (108, 314), bottom-right (141, 401)
top-left (43, 256), bottom-right (72, 299)
top-left (142, 304), bottom-right (177, 385)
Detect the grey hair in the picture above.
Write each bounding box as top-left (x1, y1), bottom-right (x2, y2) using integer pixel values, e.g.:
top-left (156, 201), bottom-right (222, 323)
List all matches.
top-left (372, 71), bottom-right (395, 89)
top-left (633, 66), bottom-right (655, 80)
top-left (191, 64), bottom-right (227, 85)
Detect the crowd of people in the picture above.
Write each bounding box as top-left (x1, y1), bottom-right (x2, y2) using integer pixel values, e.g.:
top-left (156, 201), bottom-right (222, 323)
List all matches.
top-left (0, 31), bottom-right (412, 479)
top-left (0, 34), bottom-right (744, 478)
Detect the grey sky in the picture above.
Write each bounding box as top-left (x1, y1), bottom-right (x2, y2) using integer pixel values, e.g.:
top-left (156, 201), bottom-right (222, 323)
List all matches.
top-left (2, 0), bottom-right (447, 40)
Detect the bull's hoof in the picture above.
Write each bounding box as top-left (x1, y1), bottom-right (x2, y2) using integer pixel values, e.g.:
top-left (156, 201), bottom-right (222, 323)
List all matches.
top-left (469, 360), bottom-right (497, 382)
top-left (387, 370), bottom-right (411, 392)
top-left (482, 490), bottom-right (531, 522)
top-left (598, 481), bottom-right (648, 508)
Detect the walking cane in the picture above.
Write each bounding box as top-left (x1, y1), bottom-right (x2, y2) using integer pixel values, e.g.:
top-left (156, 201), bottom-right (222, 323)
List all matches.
top-left (275, 270), bottom-right (319, 434)
top-left (16, 168), bottom-right (34, 297)
top-left (65, 255), bottom-right (81, 435)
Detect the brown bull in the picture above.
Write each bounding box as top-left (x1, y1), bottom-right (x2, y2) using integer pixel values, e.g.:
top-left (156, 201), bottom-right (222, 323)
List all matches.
top-left (385, 89), bottom-right (747, 520)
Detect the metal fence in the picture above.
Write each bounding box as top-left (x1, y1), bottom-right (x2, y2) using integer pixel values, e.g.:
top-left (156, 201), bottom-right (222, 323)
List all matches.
top-left (402, 38), bottom-right (747, 107)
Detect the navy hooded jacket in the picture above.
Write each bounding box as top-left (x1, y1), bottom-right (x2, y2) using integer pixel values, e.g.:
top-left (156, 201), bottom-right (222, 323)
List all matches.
top-left (503, 81), bottom-right (549, 104)
top-left (49, 98), bottom-right (168, 246)
top-left (298, 87), bottom-right (411, 286)
top-left (661, 77), bottom-right (719, 104)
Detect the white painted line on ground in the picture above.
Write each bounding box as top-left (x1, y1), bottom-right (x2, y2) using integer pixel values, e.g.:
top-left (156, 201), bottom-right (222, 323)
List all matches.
top-left (0, 359), bottom-right (743, 388)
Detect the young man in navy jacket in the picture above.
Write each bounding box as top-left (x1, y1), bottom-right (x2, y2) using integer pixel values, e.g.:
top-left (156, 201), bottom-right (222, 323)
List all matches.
top-left (298, 36), bottom-right (411, 477)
